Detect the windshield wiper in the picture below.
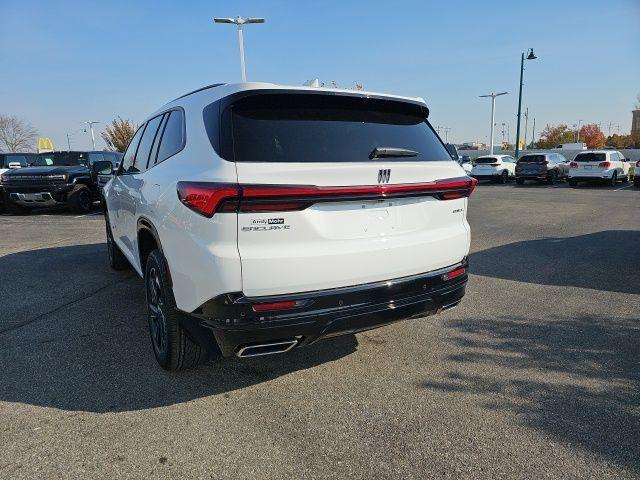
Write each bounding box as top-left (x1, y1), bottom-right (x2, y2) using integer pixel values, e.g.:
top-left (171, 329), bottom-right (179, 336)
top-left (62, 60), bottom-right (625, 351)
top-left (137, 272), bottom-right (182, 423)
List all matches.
top-left (369, 147), bottom-right (418, 160)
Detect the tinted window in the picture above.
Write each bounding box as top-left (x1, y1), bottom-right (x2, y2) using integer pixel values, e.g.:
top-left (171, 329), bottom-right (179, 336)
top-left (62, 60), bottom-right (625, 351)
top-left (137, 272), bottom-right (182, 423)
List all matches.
top-left (133, 115), bottom-right (163, 173)
top-left (475, 157), bottom-right (498, 164)
top-left (156, 110), bottom-right (184, 164)
top-left (89, 153), bottom-right (105, 163)
top-left (518, 155), bottom-right (546, 164)
top-left (4, 155), bottom-right (29, 167)
top-left (34, 152), bottom-right (89, 166)
top-left (574, 153), bottom-right (606, 163)
top-left (148, 113), bottom-right (168, 167)
top-left (121, 126), bottom-right (145, 173)
top-left (218, 93), bottom-right (449, 163)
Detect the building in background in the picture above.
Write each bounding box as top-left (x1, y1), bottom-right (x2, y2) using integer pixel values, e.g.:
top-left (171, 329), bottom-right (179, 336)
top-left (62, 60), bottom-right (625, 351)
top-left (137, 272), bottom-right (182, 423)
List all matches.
top-left (632, 109), bottom-right (640, 137)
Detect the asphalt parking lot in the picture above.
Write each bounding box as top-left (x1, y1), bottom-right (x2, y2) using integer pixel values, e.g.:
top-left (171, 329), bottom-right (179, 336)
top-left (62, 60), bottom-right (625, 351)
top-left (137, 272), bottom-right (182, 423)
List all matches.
top-left (1, 182), bottom-right (638, 479)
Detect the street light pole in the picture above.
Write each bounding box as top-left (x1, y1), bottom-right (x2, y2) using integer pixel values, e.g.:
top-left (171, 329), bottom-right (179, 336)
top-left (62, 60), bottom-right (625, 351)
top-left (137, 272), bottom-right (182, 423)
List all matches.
top-left (214, 16), bottom-right (265, 82)
top-left (523, 108), bottom-right (529, 151)
top-left (577, 119), bottom-right (583, 143)
top-left (83, 121), bottom-right (100, 150)
top-left (479, 92), bottom-right (508, 154)
top-left (514, 48), bottom-right (537, 159)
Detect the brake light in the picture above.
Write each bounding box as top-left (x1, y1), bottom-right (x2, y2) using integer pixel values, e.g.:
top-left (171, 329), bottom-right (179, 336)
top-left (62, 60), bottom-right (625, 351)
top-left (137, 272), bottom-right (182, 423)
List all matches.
top-left (178, 177), bottom-right (478, 217)
top-left (176, 182), bottom-right (240, 217)
top-left (443, 267), bottom-right (466, 281)
top-left (569, 162), bottom-right (578, 168)
top-left (251, 300), bottom-right (297, 312)
top-left (598, 161), bottom-right (611, 168)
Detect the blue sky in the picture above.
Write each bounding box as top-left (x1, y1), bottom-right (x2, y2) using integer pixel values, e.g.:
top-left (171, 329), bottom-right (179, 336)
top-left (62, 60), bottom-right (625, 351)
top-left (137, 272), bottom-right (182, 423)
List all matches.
top-left (1, 0), bottom-right (638, 150)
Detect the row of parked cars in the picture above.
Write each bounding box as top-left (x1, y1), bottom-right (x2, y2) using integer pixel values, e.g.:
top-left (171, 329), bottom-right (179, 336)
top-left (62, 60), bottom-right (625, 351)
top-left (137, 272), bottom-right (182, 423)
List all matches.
top-left (451, 149), bottom-right (638, 187)
top-left (0, 150), bottom-right (122, 214)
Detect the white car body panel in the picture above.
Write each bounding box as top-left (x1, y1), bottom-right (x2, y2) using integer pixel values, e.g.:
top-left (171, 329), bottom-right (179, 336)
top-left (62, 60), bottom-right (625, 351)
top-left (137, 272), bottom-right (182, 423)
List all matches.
top-left (470, 155), bottom-right (516, 178)
top-left (104, 82), bottom-right (472, 312)
top-left (568, 150), bottom-right (630, 180)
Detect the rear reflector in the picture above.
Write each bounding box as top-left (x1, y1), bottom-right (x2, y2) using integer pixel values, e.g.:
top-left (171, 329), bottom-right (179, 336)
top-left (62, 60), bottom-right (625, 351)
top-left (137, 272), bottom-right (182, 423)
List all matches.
top-left (443, 267), bottom-right (466, 281)
top-left (598, 161), bottom-right (611, 168)
top-left (177, 176), bottom-right (478, 217)
top-left (569, 162), bottom-right (578, 168)
top-left (251, 300), bottom-right (298, 312)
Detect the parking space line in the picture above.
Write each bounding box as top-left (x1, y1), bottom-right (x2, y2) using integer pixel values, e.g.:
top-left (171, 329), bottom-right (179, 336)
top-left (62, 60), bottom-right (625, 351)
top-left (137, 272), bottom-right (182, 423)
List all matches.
top-left (615, 184), bottom-right (633, 191)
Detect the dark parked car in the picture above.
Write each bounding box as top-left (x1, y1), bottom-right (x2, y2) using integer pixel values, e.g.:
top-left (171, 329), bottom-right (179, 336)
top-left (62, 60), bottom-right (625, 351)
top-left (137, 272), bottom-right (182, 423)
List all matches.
top-left (0, 153), bottom-right (38, 211)
top-left (515, 152), bottom-right (570, 185)
top-left (1, 151), bottom-right (120, 214)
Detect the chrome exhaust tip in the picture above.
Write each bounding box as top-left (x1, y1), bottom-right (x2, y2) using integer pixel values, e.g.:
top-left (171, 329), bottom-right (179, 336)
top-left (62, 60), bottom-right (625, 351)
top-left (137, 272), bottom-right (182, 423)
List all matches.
top-left (235, 339), bottom-right (299, 358)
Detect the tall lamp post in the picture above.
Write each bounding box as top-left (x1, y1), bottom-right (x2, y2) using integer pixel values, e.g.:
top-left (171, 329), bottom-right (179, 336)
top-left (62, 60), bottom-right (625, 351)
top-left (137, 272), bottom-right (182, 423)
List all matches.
top-left (479, 92), bottom-right (508, 154)
top-left (514, 48), bottom-right (537, 159)
top-left (214, 16), bottom-right (265, 82)
top-left (83, 121), bottom-right (101, 150)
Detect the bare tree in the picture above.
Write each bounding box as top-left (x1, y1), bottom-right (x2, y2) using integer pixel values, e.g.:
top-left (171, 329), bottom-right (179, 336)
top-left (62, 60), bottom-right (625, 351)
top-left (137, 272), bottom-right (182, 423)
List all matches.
top-left (0, 114), bottom-right (38, 152)
top-left (101, 117), bottom-right (137, 152)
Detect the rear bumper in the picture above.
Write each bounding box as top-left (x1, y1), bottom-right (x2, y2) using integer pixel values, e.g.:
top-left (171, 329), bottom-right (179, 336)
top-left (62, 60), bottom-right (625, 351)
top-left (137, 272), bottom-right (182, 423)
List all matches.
top-left (515, 172), bottom-right (548, 179)
top-left (183, 260), bottom-right (469, 357)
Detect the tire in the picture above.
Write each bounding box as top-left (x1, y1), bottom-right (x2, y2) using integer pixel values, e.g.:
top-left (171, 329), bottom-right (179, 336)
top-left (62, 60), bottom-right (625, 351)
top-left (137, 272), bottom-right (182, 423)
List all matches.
top-left (547, 170), bottom-right (558, 185)
top-left (569, 180), bottom-right (578, 188)
top-left (516, 178), bottom-right (525, 185)
top-left (145, 249), bottom-right (208, 370)
top-left (499, 170), bottom-right (509, 184)
top-left (68, 185), bottom-right (93, 213)
top-left (4, 194), bottom-right (30, 215)
top-left (105, 214), bottom-right (130, 270)
top-left (634, 178), bottom-right (640, 189)
top-left (620, 175), bottom-right (628, 184)
top-left (608, 171), bottom-right (617, 187)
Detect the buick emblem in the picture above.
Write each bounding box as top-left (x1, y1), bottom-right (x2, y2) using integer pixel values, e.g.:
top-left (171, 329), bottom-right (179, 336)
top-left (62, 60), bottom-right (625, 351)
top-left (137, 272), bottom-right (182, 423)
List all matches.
top-left (378, 169), bottom-right (391, 184)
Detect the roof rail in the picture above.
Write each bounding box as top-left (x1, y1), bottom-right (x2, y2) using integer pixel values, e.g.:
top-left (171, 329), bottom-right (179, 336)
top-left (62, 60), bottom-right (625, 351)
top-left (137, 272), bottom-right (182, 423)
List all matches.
top-left (172, 83), bottom-right (226, 101)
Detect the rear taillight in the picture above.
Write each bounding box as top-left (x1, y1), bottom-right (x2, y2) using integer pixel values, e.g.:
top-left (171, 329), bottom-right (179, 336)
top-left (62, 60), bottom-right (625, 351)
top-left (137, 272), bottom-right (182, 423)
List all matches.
top-left (443, 267), bottom-right (466, 281)
top-left (178, 177), bottom-right (478, 217)
top-left (569, 162), bottom-right (578, 168)
top-left (598, 161), bottom-right (611, 168)
top-left (176, 182), bottom-right (240, 217)
top-left (636, 161), bottom-right (640, 168)
top-left (251, 300), bottom-right (298, 312)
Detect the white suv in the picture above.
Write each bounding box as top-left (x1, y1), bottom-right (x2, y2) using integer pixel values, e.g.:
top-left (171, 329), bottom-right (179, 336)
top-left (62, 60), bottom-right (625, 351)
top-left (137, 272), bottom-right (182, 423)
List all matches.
top-left (470, 154), bottom-right (516, 183)
top-left (102, 82), bottom-right (476, 370)
top-left (568, 150), bottom-right (631, 187)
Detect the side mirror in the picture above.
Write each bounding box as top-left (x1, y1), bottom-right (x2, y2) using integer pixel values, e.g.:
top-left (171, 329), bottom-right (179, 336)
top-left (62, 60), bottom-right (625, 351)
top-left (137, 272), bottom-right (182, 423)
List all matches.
top-left (8, 162), bottom-right (22, 169)
top-left (92, 160), bottom-right (113, 175)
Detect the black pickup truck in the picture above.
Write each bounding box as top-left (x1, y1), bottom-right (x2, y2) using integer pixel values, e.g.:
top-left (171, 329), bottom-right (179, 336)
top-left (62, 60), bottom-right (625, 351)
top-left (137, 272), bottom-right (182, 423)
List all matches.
top-left (0, 151), bottom-right (121, 214)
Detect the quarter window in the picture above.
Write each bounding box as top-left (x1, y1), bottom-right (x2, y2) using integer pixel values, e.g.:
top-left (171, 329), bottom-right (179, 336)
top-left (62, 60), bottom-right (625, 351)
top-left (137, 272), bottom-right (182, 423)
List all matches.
top-left (156, 110), bottom-right (184, 165)
top-left (121, 126), bottom-right (145, 173)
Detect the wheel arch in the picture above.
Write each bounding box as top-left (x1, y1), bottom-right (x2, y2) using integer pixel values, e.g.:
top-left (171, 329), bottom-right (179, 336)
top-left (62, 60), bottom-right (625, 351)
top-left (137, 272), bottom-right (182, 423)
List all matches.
top-left (137, 217), bottom-right (172, 286)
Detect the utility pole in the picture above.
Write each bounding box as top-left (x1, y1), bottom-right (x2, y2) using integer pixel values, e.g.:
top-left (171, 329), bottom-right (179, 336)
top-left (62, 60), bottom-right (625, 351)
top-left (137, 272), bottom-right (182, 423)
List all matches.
top-left (67, 133), bottom-right (71, 151)
top-left (214, 16), bottom-right (265, 82)
top-left (83, 121), bottom-right (100, 150)
top-left (523, 108), bottom-right (529, 151)
top-left (501, 123), bottom-right (506, 143)
top-left (443, 127), bottom-right (451, 143)
top-left (576, 119), bottom-right (583, 143)
top-left (479, 92), bottom-right (508, 154)
top-left (531, 117), bottom-right (536, 148)
top-left (514, 48), bottom-right (537, 159)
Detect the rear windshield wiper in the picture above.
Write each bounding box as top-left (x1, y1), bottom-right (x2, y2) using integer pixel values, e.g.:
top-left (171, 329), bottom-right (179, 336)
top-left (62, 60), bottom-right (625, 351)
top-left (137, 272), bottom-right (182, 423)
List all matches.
top-left (369, 147), bottom-right (418, 160)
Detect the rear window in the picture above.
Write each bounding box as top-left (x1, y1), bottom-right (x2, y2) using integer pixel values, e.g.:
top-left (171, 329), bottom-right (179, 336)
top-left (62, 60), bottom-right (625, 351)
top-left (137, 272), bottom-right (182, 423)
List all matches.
top-left (518, 155), bottom-right (546, 163)
top-left (3, 154), bottom-right (29, 167)
top-left (574, 153), bottom-right (606, 163)
top-left (214, 93), bottom-right (450, 163)
top-left (474, 157), bottom-right (497, 164)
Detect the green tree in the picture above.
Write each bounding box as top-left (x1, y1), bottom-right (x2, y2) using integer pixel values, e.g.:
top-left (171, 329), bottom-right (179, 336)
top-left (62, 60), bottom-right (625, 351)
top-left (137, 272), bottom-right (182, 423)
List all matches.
top-left (101, 117), bottom-right (137, 152)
